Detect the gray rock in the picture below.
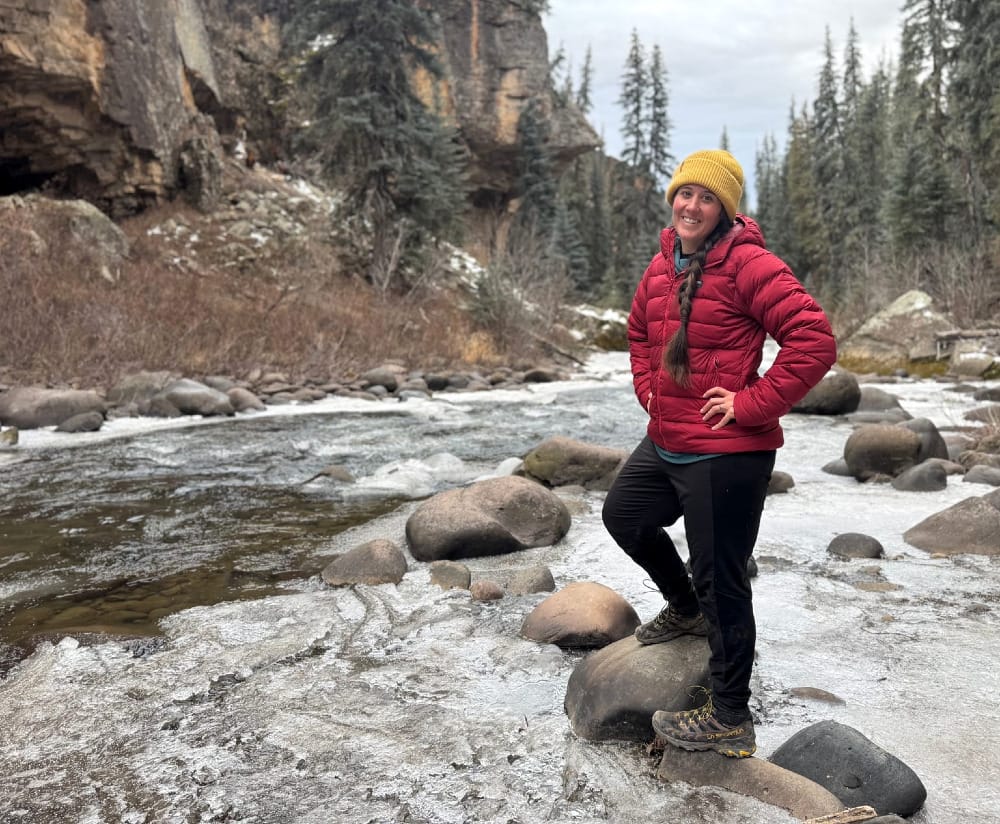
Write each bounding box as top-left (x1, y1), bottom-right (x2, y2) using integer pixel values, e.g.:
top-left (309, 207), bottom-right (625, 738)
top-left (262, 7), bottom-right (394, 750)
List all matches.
top-left (55, 411), bottom-right (105, 433)
top-left (321, 539), bottom-right (407, 586)
top-left (890, 460), bottom-right (948, 492)
top-left (898, 417), bottom-right (949, 462)
top-left (846, 409), bottom-right (913, 424)
top-left (155, 379), bottom-right (234, 416)
top-left (769, 719), bottom-right (927, 817)
top-left (767, 470), bottom-right (795, 494)
top-left (522, 367), bottom-right (562, 383)
top-left (227, 386), bottom-right (266, 412)
top-left (828, 532), bottom-right (884, 559)
top-left (564, 634), bottom-right (708, 742)
top-left (405, 476), bottom-right (571, 562)
top-left (792, 370), bottom-right (861, 415)
top-left (964, 465), bottom-right (1000, 486)
top-left (521, 582), bottom-right (638, 649)
top-left (429, 560), bottom-right (471, 591)
top-left (844, 424), bottom-right (922, 480)
top-left (924, 457), bottom-right (967, 476)
top-left (904, 493), bottom-right (1000, 556)
top-left (521, 435), bottom-right (627, 491)
top-left (360, 366), bottom-right (400, 392)
top-left (507, 565), bottom-right (556, 595)
top-left (0, 387), bottom-right (107, 430)
top-left (973, 385), bottom-right (1000, 402)
top-left (821, 458), bottom-right (851, 476)
top-left (857, 385), bottom-right (906, 412)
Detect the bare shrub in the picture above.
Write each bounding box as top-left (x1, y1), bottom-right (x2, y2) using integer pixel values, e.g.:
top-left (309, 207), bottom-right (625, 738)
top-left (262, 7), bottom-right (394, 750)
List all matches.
top-left (0, 199), bottom-right (526, 388)
top-left (471, 226), bottom-right (573, 359)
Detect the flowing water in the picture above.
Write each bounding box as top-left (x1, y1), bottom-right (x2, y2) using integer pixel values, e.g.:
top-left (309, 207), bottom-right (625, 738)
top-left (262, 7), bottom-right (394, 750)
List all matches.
top-left (1, 352), bottom-right (999, 823)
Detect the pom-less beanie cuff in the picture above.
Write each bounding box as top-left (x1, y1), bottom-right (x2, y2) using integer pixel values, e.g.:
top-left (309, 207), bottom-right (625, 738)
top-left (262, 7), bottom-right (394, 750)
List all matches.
top-left (666, 149), bottom-right (745, 222)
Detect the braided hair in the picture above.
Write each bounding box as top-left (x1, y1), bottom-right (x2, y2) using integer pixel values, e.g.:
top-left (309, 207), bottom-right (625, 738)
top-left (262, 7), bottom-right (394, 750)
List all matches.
top-left (663, 217), bottom-right (733, 386)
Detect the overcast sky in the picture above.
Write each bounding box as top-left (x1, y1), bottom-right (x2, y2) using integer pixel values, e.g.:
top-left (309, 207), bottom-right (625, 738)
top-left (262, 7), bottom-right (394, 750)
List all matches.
top-left (544, 1), bottom-right (904, 208)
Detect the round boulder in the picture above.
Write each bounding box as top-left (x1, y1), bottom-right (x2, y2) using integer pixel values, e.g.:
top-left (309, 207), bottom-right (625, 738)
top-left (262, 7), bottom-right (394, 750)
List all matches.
top-left (521, 435), bottom-right (628, 491)
top-left (0, 387), bottom-right (107, 429)
top-left (844, 424), bottom-right (922, 481)
top-left (564, 633), bottom-right (709, 742)
top-left (791, 371), bottom-right (861, 415)
top-left (522, 581), bottom-right (638, 649)
top-left (321, 538), bottom-right (408, 586)
top-left (890, 460), bottom-right (948, 492)
top-left (405, 475), bottom-right (571, 562)
top-left (769, 719), bottom-right (927, 817)
top-left (898, 417), bottom-right (949, 463)
top-left (828, 532), bottom-right (884, 560)
top-left (964, 465), bottom-right (1000, 487)
top-left (155, 379), bottom-right (234, 416)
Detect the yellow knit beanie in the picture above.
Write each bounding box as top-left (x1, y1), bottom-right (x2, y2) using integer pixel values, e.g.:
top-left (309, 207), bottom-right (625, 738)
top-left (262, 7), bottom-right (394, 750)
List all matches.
top-left (666, 149), bottom-right (744, 222)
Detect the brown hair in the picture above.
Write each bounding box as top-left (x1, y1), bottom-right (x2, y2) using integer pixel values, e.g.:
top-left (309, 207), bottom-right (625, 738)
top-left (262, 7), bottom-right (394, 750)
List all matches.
top-left (663, 218), bottom-right (733, 386)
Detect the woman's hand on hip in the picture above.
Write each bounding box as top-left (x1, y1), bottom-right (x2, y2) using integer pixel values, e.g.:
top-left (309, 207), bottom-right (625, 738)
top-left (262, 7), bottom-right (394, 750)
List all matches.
top-left (701, 386), bottom-right (736, 430)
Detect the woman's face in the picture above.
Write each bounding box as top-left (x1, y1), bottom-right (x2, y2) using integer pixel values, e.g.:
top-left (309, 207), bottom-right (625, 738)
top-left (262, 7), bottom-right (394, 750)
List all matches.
top-left (671, 184), bottom-right (724, 254)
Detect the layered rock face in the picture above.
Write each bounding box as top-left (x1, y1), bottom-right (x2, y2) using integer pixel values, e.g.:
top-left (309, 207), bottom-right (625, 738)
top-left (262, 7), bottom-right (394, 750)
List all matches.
top-left (0, 0), bottom-right (220, 214)
top-left (0, 0), bottom-right (598, 225)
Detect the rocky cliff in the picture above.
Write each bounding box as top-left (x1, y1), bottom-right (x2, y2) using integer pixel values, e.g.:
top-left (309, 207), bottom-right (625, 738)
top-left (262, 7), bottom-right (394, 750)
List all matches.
top-left (0, 0), bottom-right (598, 224)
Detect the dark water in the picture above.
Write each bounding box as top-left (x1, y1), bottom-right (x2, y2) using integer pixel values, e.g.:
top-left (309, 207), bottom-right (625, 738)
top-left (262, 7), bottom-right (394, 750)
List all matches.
top-left (0, 379), bottom-right (644, 665)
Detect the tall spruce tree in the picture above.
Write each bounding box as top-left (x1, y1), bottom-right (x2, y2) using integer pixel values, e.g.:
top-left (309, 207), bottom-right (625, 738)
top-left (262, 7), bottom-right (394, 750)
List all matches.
top-left (576, 46), bottom-right (594, 115)
top-left (619, 31), bottom-right (648, 170)
top-left (784, 105), bottom-right (828, 293)
top-left (811, 27), bottom-right (842, 287)
top-left (949, 0), bottom-right (1000, 234)
top-left (294, 0), bottom-right (467, 290)
top-left (646, 44), bottom-right (674, 187)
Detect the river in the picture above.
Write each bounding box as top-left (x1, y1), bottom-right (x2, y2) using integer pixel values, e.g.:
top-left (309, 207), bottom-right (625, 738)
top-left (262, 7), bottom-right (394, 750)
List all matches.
top-left (1, 351), bottom-right (998, 823)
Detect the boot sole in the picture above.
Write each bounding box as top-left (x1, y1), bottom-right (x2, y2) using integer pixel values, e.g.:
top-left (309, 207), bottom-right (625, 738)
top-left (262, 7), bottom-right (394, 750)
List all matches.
top-left (635, 626), bottom-right (708, 645)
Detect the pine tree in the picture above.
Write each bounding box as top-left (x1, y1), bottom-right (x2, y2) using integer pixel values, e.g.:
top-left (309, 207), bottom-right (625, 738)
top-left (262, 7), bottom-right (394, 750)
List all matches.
top-left (784, 105), bottom-right (828, 294)
top-left (949, 0), bottom-right (1000, 233)
top-left (576, 46), bottom-right (594, 115)
top-left (514, 98), bottom-right (558, 237)
top-left (294, 0), bottom-right (467, 291)
top-left (619, 30), bottom-right (648, 170)
top-left (646, 44), bottom-right (674, 187)
top-left (811, 26), bottom-right (842, 279)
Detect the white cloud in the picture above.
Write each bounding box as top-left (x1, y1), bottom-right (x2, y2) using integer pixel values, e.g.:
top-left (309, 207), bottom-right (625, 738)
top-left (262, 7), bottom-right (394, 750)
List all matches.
top-left (544, 0), bottom-right (902, 207)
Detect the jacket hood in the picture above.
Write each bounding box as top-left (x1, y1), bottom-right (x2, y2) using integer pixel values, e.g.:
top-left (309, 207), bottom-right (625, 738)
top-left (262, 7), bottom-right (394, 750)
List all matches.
top-left (658, 214), bottom-right (766, 261)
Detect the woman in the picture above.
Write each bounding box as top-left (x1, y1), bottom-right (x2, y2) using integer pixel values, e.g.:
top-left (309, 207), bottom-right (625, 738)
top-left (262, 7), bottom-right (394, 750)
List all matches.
top-left (601, 149), bottom-right (836, 758)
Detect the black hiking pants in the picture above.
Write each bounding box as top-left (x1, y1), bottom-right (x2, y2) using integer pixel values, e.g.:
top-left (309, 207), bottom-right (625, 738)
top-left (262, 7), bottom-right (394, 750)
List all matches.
top-left (602, 436), bottom-right (775, 725)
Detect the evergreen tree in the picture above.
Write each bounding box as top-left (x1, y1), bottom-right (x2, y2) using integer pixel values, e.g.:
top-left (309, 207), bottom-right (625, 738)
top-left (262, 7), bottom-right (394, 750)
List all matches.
top-left (294, 0), bottom-right (467, 290)
top-left (576, 45), bottom-right (594, 115)
top-left (885, 14), bottom-right (951, 251)
top-left (949, 0), bottom-right (1000, 233)
top-left (646, 44), bottom-right (674, 187)
top-left (811, 26), bottom-right (842, 280)
top-left (514, 98), bottom-right (558, 236)
top-left (784, 105), bottom-right (828, 294)
top-left (618, 30), bottom-right (648, 170)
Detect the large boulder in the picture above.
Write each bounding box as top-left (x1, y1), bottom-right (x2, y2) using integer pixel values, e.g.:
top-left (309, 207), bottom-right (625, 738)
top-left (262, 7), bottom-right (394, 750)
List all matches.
top-left (791, 371), bottom-right (861, 415)
top-left (521, 436), bottom-right (627, 491)
top-left (521, 582), bottom-right (638, 649)
top-left (837, 290), bottom-right (955, 372)
top-left (843, 424), bottom-right (922, 481)
top-left (106, 371), bottom-right (175, 407)
top-left (405, 475), bottom-right (571, 561)
top-left (898, 417), bottom-right (949, 463)
top-left (769, 720), bottom-right (927, 817)
top-left (152, 379), bottom-right (234, 416)
top-left (564, 635), bottom-right (709, 742)
top-left (903, 489), bottom-right (1000, 556)
top-left (0, 387), bottom-right (106, 429)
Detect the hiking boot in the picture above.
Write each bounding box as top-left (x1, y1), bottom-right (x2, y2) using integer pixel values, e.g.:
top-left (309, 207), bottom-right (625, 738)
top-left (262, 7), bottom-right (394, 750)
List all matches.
top-left (634, 604), bottom-right (707, 645)
top-left (652, 694), bottom-right (756, 758)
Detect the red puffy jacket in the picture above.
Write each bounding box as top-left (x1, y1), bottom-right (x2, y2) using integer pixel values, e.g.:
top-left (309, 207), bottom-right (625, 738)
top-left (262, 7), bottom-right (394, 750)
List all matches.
top-left (629, 215), bottom-right (836, 454)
